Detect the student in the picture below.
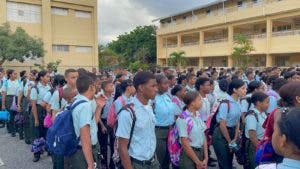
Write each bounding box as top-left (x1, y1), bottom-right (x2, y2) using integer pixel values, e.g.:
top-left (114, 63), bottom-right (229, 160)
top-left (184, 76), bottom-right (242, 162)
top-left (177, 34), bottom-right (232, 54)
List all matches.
top-left (176, 91), bottom-right (208, 169)
top-left (177, 75), bottom-right (187, 86)
top-left (171, 84), bottom-right (186, 111)
top-left (50, 69), bottom-right (78, 117)
top-left (1, 69), bottom-right (20, 137)
top-left (117, 71), bottom-right (160, 169)
top-left (30, 70), bottom-right (51, 162)
top-left (167, 74), bottom-right (177, 95)
top-left (154, 75), bottom-right (181, 169)
top-left (245, 92), bottom-right (269, 169)
top-left (195, 77), bottom-right (211, 122)
top-left (212, 79), bottom-right (247, 169)
top-left (186, 73), bottom-right (196, 92)
top-left (97, 80), bottom-right (115, 169)
top-left (70, 74), bottom-right (105, 169)
top-left (256, 107), bottom-right (300, 169)
top-left (113, 79), bottom-right (136, 115)
top-left (266, 78), bottom-right (288, 114)
top-left (214, 79), bottom-right (230, 100)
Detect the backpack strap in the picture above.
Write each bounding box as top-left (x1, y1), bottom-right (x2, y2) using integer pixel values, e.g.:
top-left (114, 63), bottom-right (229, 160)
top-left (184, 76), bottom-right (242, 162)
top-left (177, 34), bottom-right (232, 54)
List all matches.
top-left (70, 100), bottom-right (88, 111)
top-left (58, 87), bottom-right (63, 109)
top-left (117, 103), bottom-right (136, 149)
top-left (245, 110), bottom-right (258, 122)
top-left (32, 85), bottom-right (39, 94)
top-left (180, 111), bottom-right (193, 142)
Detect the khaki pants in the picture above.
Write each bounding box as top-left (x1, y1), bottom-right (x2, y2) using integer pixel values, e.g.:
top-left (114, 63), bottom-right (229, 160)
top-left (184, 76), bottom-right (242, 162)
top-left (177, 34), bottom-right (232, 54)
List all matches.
top-left (132, 158), bottom-right (160, 169)
top-left (155, 127), bottom-right (170, 169)
top-left (179, 148), bottom-right (204, 169)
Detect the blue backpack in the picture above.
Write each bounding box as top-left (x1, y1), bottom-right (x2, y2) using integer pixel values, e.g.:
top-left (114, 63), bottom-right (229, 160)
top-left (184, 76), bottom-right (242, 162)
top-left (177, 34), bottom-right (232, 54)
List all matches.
top-left (46, 100), bottom-right (87, 156)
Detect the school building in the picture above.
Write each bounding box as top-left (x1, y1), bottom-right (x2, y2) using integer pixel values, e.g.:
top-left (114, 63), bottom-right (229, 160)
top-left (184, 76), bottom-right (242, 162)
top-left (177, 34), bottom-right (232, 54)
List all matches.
top-left (155, 0), bottom-right (300, 68)
top-left (0, 0), bottom-right (98, 72)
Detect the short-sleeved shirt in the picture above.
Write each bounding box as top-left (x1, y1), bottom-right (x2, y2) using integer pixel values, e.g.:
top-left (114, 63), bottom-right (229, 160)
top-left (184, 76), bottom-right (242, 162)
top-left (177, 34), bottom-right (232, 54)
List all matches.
top-left (199, 96), bottom-right (211, 122)
top-left (240, 94), bottom-right (254, 113)
top-left (2, 79), bottom-right (21, 96)
top-left (101, 95), bottom-right (114, 119)
top-left (72, 95), bottom-right (98, 146)
top-left (114, 94), bottom-right (133, 114)
top-left (154, 93), bottom-right (181, 126)
top-left (186, 85), bottom-right (195, 92)
top-left (43, 91), bottom-right (53, 104)
top-left (116, 97), bottom-right (156, 161)
top-left (172, 96), bottom-right (185, 111)
top-left (19, 80), bottom-right (35, 97)
top-left (245, 108), bottom-right (267, 140)
top-left (266, 95), bottom-right (278, 114)
top-left (30, 82), bottom-right (51, 104)
top-left (50, 85), bottom-right (68, 111)
top-left (176, 111), bottom-right (206, 148)
top-left (216, 95), bottom-right (242, 127)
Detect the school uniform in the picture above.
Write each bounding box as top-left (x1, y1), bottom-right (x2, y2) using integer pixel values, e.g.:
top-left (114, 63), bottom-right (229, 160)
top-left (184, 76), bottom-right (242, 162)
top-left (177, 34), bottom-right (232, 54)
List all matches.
top-left (70, 95), bottom-right (100, 169)
top-left (114, 94), bottom-right (133, 114)
top-left (199, 96), bottom-right (211, 122)
top-left (176, 111), bottom-right (206, 169)
top-left (116, 97), bottom-right (160, 169)
top-left (245, 108), bottom-right (267, 169)
top-left (30, 82), bottom-right (51, 139)
top-left (172, 96), bottom-right (185, 111)
top-left (212, 95), bottom-right (242, 169)
top-left (2, 79), bottom-right (21, 136)
top-left (49, 85), bottom-right (68, 111)
top-left (154, 92), bottom-right (181, 169)
top-left (256, 158), bottom-right (300, 169)
top-left (186, 85), bottom-right (195, 92)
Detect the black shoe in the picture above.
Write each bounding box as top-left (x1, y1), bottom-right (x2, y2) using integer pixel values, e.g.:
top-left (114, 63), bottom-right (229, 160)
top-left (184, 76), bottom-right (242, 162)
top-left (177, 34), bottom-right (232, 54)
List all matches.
top-left (25, 140), bottom-right (31, 145)
top-left (33, 154), bottom-right (40, 162)
top-left (11, 133), bottom-right (16, 137)
top-left (208, 160), bottom-right (217, 167)
top-left (19, 136), bottom-right (24, 140)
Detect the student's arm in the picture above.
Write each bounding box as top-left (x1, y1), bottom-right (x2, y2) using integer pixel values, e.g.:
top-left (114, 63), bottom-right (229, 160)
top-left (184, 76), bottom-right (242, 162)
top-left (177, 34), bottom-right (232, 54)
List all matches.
top-left (203, 137), bottom-right (208, 167)
top-left (249, 130), bottom-right (259, 147)
top-left (31, 100), bottom-right (39, 126)
top-left (181, 138), bottom-right (203, 167)
top-left (219, 120), bottom-right (232, 143)
top-left (17, 91), bottom-right (23, 112)
top-left (80, 125), bottom-right (95, 169)
top-left (218, 103), bottom-right (232, 143)
top-left (234, 121), bottom-right (240, 141)
top-left (118, 138), bottom-right (133, 169)
top-left (2, 92), bottom-right (6, 110)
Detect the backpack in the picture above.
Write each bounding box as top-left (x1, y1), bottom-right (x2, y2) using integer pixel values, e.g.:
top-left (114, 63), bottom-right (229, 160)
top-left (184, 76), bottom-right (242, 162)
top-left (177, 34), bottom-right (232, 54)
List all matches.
top-left (46, 100), bottom-right (87, 156)
top-left (240, 96), bottom-right (252, 112)
top-left (107, 96), bottom-right (126, 128)
top-left (167, 111), bottom-right (201, 166)
top-left (112, 104), bottom-right (136, 168)
top-left (205, 99), bottom-right (230, 136)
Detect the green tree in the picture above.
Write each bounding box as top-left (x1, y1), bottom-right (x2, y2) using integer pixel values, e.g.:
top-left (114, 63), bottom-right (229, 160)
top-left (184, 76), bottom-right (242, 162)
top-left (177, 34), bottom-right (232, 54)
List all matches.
top-left (34, 59), bottom-right (61, 71)
top-left (168, 51), bottom-right (187, 69)
top-left (108, 25), bottom-right (157, 67)
top-left (0, 23), bottom-right (44, 65)
top-left (231, 34), bottom-right (255, 71)
top-left (98, 45), bottom-right (121, 70)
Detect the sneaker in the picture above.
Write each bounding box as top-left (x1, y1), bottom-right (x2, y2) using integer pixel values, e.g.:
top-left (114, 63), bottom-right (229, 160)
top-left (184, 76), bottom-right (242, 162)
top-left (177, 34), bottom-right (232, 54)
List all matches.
top-left (11, 133), bottom-right (16, 137)
top-left (33, 154), bottom-right (40, 162)
top-left (25, 140), bottom-right (31, 145)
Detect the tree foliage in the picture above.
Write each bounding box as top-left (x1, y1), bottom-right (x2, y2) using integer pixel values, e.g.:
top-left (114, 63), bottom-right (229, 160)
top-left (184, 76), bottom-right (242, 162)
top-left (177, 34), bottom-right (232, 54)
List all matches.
top-left (0, 23), bottom-right (44, 65)
top-left (98, 45), bottom-right (120, 70)
top-left (107, 25), bottom-right (157, 69)
top-left (168, 51), bottom-right (187, 69)
top-left (231, 34), bottom-right (255, 71)
top-left (34, 59), bottom-right (61, 71)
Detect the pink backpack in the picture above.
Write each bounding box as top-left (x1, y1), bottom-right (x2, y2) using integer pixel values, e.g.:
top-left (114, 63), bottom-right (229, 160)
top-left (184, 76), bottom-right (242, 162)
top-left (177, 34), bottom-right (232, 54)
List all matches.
top-left (44, 113), bottom-right (52, 128)
top-left (172, 97), bottom-right (181, 109)
top-left (107, 96), bottom-right (126, 128)
top-left (168, 111), bottom-right (200, 166)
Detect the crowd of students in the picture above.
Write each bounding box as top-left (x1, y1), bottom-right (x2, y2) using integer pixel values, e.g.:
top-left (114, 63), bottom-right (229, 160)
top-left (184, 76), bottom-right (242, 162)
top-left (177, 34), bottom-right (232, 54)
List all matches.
top-left (0, 66), bottom-right (300, 169)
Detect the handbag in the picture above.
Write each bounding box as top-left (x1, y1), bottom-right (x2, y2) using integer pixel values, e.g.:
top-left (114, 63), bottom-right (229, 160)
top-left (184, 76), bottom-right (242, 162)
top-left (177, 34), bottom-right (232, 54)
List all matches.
top-left (14, 112), bottom-right (25, 125)
top-left (0, 110), bottom-right (10, 121)
top-left (43, 113), bottom-right (52, 128)
top-left (10, 96), bottom-right (18, 111)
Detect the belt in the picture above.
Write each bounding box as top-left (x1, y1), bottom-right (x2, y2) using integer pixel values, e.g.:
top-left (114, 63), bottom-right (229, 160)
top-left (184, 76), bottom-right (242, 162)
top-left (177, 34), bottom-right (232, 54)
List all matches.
top-left (192, 147), bottom-right (202, 151)
top-left (77, 144), bottom-right (97, 150)
top-left (130, 156), bottom-right (155, 166)
top-left (155, 126), bottom-right (169, 129)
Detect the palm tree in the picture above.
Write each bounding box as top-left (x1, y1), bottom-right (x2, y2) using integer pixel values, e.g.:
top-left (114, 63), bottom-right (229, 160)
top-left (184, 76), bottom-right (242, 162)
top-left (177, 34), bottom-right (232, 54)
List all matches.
top-left (168, 51), bottom-right (187, 69)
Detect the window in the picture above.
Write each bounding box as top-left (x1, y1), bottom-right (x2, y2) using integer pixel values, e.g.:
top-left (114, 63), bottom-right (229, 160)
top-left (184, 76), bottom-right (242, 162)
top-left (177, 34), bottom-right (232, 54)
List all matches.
top-left (53, 45), bottom-right (69, 52)
top-left (7, 2), bottom-right (41, 23)
top-left (206, 9), bottom-right (211, 16)
top-left (75, 10), bottom-right (91, 18)
top-left (75, 46), bottom-right (92, 53)
top-left (51, 7), bottom-right (68, 16)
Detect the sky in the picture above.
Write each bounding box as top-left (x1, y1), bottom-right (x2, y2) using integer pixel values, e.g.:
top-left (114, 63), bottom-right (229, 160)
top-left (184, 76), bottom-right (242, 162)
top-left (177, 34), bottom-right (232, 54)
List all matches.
top-left (98, 0), bottom-right (216, 45)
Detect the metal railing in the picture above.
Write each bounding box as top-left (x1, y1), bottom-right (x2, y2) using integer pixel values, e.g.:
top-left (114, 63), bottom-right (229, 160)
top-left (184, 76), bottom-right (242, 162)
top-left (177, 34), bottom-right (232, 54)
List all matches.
top-left (181, 42), bottom-right (199, 47)
top-left (163, 44), bottom-right (178, 48)
top-left (204, 38), bottom-right (228, 44)
top-left (272, 29), bottom-right (300, 37)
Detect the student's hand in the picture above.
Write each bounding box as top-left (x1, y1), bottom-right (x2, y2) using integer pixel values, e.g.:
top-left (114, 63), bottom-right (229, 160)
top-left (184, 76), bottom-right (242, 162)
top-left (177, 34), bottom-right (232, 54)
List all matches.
top-left (96, 96), bottom-right (106, 108)
top-left (101, 125), bottom-right (107, 134)
top-left (34, 119), bottom-right (39, 127)
top-left (17, 105), bottom-right (22, 112)
top-left (202, 158), bottom-right (208, 169)
top-left (196, 161), bottom-right (203, 169)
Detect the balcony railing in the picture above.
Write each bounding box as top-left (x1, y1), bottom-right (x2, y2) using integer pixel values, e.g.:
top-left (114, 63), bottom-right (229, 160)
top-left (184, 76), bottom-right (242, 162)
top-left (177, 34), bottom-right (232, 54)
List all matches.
top-left (159, 0), bottom-right (284, 28)
top-left (163, 44), bottom-right (178, 48)
top-left (204, 38), bottom-right (228, 44)
top-left (272, 29), bottom-right (300, 37)
top-left (234, 33), bottom-right (267, 39)
top-left (181, 42), bottom-right (199, 47)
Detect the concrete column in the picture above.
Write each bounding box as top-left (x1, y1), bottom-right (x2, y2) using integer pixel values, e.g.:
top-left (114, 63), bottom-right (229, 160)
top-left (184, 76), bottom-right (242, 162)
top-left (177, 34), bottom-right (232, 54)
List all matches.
top-left (199, 31), bottom-right (204, 68)
top-left (156, 36), bottom-right (164, 66)
top-left (228, 25), bottom-right (234, 67)
top-left (0, 0), bottom-right (6, 24)
top-left (199, 57), bottom-right (204, 68)
top-left (266, 54), bottom-right (273, 67)
top-left (93, 4), bottom-right (98, 68)
top-left (42, 0), bottom-right (52, 65)
top-left (177, 34), bottom-right (181, 47)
